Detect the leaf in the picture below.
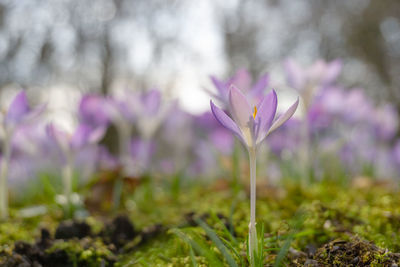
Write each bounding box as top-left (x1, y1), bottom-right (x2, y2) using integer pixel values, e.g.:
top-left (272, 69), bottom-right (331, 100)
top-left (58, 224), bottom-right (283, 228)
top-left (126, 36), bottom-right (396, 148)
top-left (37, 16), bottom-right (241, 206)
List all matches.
top-left (194, 218), bottom-right (239, 267)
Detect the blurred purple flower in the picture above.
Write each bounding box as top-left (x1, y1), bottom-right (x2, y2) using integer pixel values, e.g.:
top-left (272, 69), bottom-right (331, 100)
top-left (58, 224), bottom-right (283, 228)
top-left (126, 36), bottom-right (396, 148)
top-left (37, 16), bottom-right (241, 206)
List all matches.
top-left (2, 91), bottom-right (46, 132)
top-left (284, 59), bottom-right (342, 92)
top-left (372, 104), bottom-right (398, 141)
top-left (207, 69), bottom-right (269, 107)
top-left (125, 138), bottom-right (156, 176)
top-left (210, 86), bottom-right (299, 149)
top-left (393, 141), bottom-right (400, 167)
top-left (210, 129), bottom-right (234, 155)
top-left (79, 94), bottom-right (109, 127)
top-left (46, 124), bottom-right (105, 154)
top-left (0, 91), bottom-right (46, 219)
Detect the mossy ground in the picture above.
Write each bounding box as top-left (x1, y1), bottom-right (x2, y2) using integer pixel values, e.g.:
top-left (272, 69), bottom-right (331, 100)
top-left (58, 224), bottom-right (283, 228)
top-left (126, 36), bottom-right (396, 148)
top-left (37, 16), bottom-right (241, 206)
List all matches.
top-left (1, 176), bottom-right (400, 266)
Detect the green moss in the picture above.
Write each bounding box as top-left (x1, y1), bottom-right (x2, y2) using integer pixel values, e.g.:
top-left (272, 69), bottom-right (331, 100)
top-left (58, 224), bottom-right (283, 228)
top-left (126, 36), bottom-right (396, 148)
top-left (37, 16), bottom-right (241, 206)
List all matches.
top-left (3, 177), bottom-right (400, 265)
top-left (46, 238), bottom-right (115, 267)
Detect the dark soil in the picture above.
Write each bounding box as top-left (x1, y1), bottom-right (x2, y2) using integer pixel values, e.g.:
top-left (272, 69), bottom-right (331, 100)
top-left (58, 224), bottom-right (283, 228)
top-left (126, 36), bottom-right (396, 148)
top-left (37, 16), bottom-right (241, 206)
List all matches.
top-left (0, 215), bottom-right (164, 267)
top-left (289, 237), bottom-right (400, 266)
top-left (55, 221), bottom-right (92, 240)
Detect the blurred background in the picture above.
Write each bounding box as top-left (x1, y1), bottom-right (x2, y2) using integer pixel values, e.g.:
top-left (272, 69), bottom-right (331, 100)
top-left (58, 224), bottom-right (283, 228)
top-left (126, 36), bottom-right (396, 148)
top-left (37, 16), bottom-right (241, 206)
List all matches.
top-left (0, 0), bottom-right (399, 114)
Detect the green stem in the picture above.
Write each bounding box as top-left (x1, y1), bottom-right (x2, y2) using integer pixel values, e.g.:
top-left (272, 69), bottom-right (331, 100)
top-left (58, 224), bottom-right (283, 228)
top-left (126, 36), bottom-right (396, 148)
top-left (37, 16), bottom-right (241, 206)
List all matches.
top-left (301, 106), bottom-right (311, 183)
top-left (231, 140), bottom-right (241, 193)
top-left (62, 152), bottom-right (74, 217)
top-left (113, 123), bottom-right (132, 210)
top-left (0, 134), bottom-right (11, 220)
top-left (248, 146), bottom-right (258, 265)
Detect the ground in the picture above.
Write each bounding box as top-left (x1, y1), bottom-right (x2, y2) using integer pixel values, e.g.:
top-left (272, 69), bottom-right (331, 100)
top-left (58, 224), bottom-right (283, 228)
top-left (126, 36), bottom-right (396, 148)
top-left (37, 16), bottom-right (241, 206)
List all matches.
top-left (1, 175), bottom-right (400, 266)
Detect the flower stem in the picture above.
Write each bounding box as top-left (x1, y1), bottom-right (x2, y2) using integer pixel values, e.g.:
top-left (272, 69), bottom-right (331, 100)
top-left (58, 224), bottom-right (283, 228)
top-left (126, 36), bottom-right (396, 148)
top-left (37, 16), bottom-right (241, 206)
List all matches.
top-left (62, 152), bottom-right (74, 217)
top-left (248, 146), bottom-right (258, 265)
top-left (300, 106), bottom-right (311, 183)
top-left (0, 135), bottom-right (11, 220)
top-left (113, 123), bottom-right (132, 210)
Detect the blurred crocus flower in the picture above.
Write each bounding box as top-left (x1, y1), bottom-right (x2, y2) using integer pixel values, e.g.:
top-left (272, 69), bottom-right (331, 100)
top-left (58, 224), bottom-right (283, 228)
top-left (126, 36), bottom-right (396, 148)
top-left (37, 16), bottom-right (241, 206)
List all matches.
top-left (207, 69), bottom-right (269, 108)
top-left (106, 89), bottom-right (167, 172)
top-left (372, 105), bottom-right (398, 141)
top-left (46, 123), bottom-right (105, 209)
top-left (285, 59), bottom-right (342, 92)
top-left (393, 141), bottom-right (400, 168)
top-left (123, 138), bottom-right (156, 177)
top-left (210, 86), bottom-right (299, 149)
top-left (131, 89), bottom-right (168, 140)
top-left (284, 59), bottom-right (341, 109)
top-left (79, 94), bottom-right (109, 128)
top-left (0, 91), bottom-right (45, 219)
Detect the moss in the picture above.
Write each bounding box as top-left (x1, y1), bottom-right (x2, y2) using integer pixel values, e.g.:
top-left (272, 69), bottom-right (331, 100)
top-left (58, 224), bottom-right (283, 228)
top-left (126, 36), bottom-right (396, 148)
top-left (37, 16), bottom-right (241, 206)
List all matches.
top-left (3, 177), bottom-right (400, 265)
top-left (46, 238), bottom-right (116, 267)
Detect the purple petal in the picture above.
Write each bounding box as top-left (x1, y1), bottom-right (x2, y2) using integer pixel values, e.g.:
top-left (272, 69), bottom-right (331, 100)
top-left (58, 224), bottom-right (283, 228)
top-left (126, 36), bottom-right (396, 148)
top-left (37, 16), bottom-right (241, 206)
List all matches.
top-left (268, 98), bottom-right (299, 134)
top-left (79, 95), bottom-right (109, 127)
top-left (70, 125), bottom-right (92, 150)
top-left (228, 86), bottom-right (252, 129)
top-left (141, 89), bottom-right (161, 115)
top-left (254, 90), bottom-right (278, 143)
top-left (210, 75), bottom-right (228, 98)
top-left (210, 100), bottom-right (245, 144)
top-left (322, 59), bottom-right (342, 85)
top-left (23, 103), bottom-right (47, 124)
top-left (88, 126), bottom-right (106, 144)
top-left (284, 59), bottom-right (305, 90)
top-left (249, 73), bottom-right (269, 100)
top-left (46, 124), bottom-right (69, 152)
top-left (5, 91), bottom-right (30, 125)
top-left (228, 69), bottom-right (252, 92)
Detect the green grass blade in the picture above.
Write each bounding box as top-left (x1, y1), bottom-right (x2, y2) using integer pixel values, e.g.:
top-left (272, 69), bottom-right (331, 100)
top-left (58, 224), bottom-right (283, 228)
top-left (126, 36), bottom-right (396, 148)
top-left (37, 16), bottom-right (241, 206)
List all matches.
top-left (171, 228), bottom-right (223, 266)
top-left (194, 218), bottom-right (239, 267)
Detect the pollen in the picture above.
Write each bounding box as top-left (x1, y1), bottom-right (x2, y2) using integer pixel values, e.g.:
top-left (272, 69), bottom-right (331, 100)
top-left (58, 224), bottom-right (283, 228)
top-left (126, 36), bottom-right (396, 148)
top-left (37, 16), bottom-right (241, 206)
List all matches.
top-left (253, 106), bottom-right (257, 119)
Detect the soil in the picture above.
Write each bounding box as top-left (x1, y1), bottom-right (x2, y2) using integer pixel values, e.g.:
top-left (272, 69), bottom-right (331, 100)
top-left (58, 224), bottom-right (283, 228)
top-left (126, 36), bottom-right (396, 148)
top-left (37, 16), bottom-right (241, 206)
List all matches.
top-left (0, 215), bottom-right (164, 267)
top-left (289, 237), bottom-right (400, 266)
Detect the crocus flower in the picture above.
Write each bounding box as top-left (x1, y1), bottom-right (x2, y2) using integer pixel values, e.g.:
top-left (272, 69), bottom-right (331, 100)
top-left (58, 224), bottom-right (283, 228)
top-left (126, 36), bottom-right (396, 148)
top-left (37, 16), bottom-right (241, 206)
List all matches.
top-left (79, 94), bottom-right (109, 128)
top-left (210, 86), bottom-right (299, 149)
top-left (284, 59), bottom-right (341, 110)
top-left (207, 69), bottom-right (269, 108)
top-left (210, 85), bottom-right (298, 265)
top-left (0, 91), bottom-right (45, 219)
top-left (284, 59), bottom-right (342, 93)
top-left (46, 123), bottom-right (105, 211)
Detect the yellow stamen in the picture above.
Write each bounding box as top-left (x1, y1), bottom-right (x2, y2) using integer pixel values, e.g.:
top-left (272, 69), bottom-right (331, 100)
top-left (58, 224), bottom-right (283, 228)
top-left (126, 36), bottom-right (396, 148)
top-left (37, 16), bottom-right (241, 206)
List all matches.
top-left (253, 106), bottom-right (257, 119)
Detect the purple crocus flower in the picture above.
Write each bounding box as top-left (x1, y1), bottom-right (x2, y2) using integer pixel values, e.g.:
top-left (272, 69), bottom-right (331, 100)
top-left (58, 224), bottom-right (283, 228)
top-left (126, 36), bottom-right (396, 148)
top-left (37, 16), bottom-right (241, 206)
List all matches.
top-left (284, 59), bottom-right (342, 111)
top-left (284, 59), bottom-right (342, 92)
top-left (79, 94), bottom-right (109, 128)
top-left (0, 91), bottom-right (45, 219)
top-left (207, 69), bottom-right (269, 108)
top-left (210, 85), bottom-right (298, 263)
top-left (123, 138), bottom-right (156, 177)
top-left (46, 124), bottom-right (105, 155)
top-left (210, 86), bottom-right (299, 149)
top-left (46, 123), bottom-right (105, 208)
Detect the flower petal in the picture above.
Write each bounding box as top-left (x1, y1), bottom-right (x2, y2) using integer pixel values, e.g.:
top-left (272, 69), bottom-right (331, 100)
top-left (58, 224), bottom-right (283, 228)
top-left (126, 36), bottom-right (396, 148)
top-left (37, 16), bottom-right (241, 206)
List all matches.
top-left (249, 73), bottom-right (269, 101)
top-left (5, 91), bottom-right (30, 125)
top-left (141, 89), bottom-right (161, 115)
top-left (254, 90), bottom-right (277, 144)
top-left (228, 69), bottom-right (252, 92)
top-left (210, 100), bottom-right (245, 145)
top-left (268, 98), bottom-right (299, 134)
top-left (210, 75), bottom-right (228, 98)
top-left (322, 59), bottom-right (342, 85)
top-left (46, 123), bottom-right (69, 153)
top-left (284, 59), bottom-right (305, 90)
top-left (228, 86), bottom-right (252, 129)
top-left (70, 124), bottom-right (92, 149)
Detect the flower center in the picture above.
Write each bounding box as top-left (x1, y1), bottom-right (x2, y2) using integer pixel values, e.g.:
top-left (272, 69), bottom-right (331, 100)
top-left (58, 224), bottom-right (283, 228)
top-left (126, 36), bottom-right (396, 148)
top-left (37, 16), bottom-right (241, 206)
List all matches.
top-left (253, 106), bottom-right (257, 119)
